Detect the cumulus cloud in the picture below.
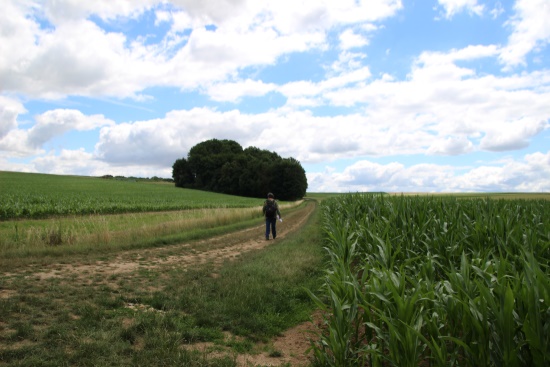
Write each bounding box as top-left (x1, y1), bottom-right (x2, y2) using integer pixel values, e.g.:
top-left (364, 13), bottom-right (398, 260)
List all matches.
top-left (1, 0), bottom-right (550, 193)
top-left (87, 105), bottom-right (436, 169)
top-left (0, 96), bottom-right (26, 139)
top-left (206, 79), bottom-right (277, 102)
top-left (28, 109), bottom-right (115, 148)
top-left (436, 0), bottom-right (485, 19)
top-left (41, 0), bottom-right (155, 24)
top-left (0, 109), bottom-right (114, 156)
top-left (339, 29), bottom-right (368, 50)
top-left (94, 108), bottom-right (256, 167)
top-left (307, 151), bottom-right (550, 193)
top-left (0, 0), bottom-right (403, 100)
top-left (480, 118), bottom-right (548, 152)
top-left (448, 152), bottom-right (550, 192)
top-left (317, 45), bottom-right (550, 155)
top-left (427, 135), bottom-right (474, 156)
top-left (500, 0), bottom-right (550, 68)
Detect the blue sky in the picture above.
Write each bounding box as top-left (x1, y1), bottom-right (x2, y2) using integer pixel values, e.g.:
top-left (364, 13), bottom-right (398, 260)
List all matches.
top-left (1, 0), bottom-right (549, 193)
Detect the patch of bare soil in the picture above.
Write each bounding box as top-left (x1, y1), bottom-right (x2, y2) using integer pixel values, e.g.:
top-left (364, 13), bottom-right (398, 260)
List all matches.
top-left (185, 311), bottom-right (323, 367)
top-left (237, 311), bottom-right (323, 367)
top-left (1, 202), bottom-right (319, 366)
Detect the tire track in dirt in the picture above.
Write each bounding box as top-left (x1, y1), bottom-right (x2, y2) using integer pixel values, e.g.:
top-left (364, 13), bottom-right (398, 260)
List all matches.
top-left (18, 200), bottom-right (316, 282)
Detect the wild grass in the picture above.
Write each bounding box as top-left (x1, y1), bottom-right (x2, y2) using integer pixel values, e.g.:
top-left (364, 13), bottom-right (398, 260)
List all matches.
top-left (0, 203), bottom-right (301, 266)
top-left (0, 202), bottom-right (324, 366)
top-left (310, 193), bottom-right (550, 367)
top-left (0, 207), bottom-right (254, 258)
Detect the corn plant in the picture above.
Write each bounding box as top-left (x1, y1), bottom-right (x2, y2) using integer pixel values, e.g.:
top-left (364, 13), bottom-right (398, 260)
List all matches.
top-left (310, 193), bottom-right (550, 366)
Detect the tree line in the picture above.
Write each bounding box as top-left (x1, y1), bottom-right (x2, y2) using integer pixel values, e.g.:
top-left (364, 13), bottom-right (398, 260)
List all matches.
top-left (172, 139), bottom-right (307, 201)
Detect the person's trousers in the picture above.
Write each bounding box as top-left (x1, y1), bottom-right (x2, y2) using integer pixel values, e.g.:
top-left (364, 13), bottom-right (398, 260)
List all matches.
top-left (265, 217), bottom-right (277, 239)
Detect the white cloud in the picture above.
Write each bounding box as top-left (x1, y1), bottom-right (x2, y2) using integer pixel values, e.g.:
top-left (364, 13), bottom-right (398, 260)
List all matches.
top-left (448, 152), bottom-right (550, 192)
top-left (0, 129), bottom-right (39, 157)
top-left (28, 109), bottom-right (115, 148)
top-left (278, 66), bottom-right (372, 104)
top-left (32, 148), bottom-right (102, 176)
top-left (0, 109), bottom-right (114, 157)
top-left (329, 51), bottom-right (367, 75)
top-left (0, 0), bottom-right (403, 100)
top-left (94, 108), bottom-right (255, 167)
top-left (206, 79), bottom-right (277, 102)
top-left (1, 0), bottom-right (549, 194)
top-left (5, 99), bottom-right (550, 192)
top-left (4, 35), bottom-right (550, 172)
top-left (436, 0), bottom-right (484, 19)
top-left (0, 96), bottom-right (26, 139)
top-left (427, 135), bottom-right (474, 155)
top-left (90, 107), bottom-right (422, 168)
top-left (41, 0), bottom-right (156, 24)
top-left (500, 0), bottom-right (550, 68)
top-left (318, 45), bottom-right (550, 155)
top-left (307, 151), bottom-right (550, 193)
top-left (480, 118), bottom-right (548, 152)
top-left (339, 29), bottom-right (368, 50)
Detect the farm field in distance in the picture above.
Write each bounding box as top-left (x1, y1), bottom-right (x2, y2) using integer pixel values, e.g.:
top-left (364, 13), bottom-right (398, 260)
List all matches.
top-left (0, 171), bottom-right (263, 220)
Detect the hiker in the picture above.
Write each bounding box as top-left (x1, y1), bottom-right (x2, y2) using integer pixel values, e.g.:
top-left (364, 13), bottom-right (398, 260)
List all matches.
top-left (263, 192), bottom-right (282, 240)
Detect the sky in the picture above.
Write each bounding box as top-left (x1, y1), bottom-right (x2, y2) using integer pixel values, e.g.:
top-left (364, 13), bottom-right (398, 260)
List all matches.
top-left (1, 0), bottom-right (549, 193)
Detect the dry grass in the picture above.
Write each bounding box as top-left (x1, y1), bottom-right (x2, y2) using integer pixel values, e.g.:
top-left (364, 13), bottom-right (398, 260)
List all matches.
top-left (0, 202), bottom-right (302, 262)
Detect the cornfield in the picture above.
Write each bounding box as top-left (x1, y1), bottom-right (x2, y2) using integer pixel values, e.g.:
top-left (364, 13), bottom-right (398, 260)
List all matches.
top-left (310, 194), bottom-right (550, 367)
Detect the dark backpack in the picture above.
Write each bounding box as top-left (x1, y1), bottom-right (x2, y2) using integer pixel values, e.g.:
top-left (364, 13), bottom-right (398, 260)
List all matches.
top-left (265, 200), bottom-right (277, 218)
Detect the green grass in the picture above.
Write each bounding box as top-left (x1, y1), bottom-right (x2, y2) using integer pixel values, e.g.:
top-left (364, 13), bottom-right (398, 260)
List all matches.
top-left (0, 171), bottom-right (264, 220)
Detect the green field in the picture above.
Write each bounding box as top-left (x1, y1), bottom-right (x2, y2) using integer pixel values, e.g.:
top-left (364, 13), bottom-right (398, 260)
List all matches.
top-left (0, 171), bottom-right (263, 220)
top-left (311, 193), bottom-right (550, 366)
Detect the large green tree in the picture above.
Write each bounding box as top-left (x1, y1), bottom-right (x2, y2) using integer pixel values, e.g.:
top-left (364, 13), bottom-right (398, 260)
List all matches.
top-left (172, 139), bottom-right (307, 200)
top-left (172, 158), bottom-right (194, 188)
top-left (187, 139), bottom-right (243, 191)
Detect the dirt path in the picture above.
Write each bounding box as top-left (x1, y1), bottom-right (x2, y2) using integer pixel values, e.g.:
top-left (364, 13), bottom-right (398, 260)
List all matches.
top-left (2, 201), bottom-right (321, 366)
top-left (23, 201), bottom-right (315, 281)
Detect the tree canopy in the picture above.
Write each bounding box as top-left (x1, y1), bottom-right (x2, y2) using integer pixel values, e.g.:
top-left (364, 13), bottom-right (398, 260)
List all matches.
top-left (172, 139), bottom-right (307, 200)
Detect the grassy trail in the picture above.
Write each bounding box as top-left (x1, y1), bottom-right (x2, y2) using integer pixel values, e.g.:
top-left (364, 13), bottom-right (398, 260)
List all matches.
top-left (0, 200), bottom-right (324, 367)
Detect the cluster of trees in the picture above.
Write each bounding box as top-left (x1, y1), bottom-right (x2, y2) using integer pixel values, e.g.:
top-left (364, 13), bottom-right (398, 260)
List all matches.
top-left (172, 139), bottom-right (307, 201)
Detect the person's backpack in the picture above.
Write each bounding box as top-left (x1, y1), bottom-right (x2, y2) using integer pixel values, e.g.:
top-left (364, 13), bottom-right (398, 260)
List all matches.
top-left (265, 200), bottom-right (277, 218)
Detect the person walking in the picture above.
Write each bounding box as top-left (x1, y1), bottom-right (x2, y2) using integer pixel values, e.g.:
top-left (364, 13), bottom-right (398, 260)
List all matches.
top-left (263, 192), bottom-right (281, 240)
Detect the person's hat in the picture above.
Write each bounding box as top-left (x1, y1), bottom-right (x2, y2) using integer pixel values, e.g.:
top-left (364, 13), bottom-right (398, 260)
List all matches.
top-left (267, 192), bottom-right (274, 198)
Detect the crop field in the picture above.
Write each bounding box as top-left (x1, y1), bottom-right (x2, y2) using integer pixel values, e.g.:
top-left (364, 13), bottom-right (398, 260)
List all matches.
top-left (311, 193), bottom-right (550, 366)
top-left (2, 171), bottom-right (549, 366)
top-left (0, 171), bottom-right (262, 220)
top-left (0, 171), bottom-right (286, 260)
